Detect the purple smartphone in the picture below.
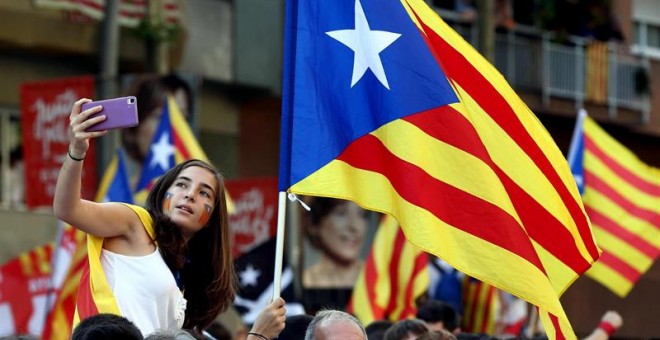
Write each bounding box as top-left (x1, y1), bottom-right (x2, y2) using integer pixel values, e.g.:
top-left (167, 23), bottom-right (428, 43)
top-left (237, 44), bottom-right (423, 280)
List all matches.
top-left (82, 96), bottom-right (139, 132)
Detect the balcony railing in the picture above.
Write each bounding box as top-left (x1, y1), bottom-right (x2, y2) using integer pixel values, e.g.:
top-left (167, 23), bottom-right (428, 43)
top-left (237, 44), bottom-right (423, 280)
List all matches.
top-left (435, 9), bottom-right (651, 123)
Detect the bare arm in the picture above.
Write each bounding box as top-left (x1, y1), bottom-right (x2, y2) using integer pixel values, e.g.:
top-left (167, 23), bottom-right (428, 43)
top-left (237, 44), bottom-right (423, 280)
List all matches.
top-left (53, 98), bottom-right (137, 238)
top-left (583, 311), bottom-right (622, 340)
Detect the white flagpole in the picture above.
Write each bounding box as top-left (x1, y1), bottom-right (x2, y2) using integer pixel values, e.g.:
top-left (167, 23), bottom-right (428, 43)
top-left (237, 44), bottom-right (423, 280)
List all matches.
top-left (272, 191), bottom-right (288, 299)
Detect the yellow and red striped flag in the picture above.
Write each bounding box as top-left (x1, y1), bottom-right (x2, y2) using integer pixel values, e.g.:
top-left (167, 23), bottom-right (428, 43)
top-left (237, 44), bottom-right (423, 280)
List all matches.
top-left (347, 214), bottom-right (429, 324)
top-left (568, 110), bottom-right (660, 297)
top-left (280, 0), bottom-right (601, 338)
top-left (42, 149), bottom-right (134, 339)
top-left (461, 277), bottom-right (499, 335)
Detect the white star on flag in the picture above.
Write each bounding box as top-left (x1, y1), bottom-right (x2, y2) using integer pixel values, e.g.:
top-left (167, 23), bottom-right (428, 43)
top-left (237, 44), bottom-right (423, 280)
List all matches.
top-left (149, 132), bottom-right (175, 171)
top-left (240, 264), bottom-right (261, 287)
top-left (326, 0), bottom-right (401, 89)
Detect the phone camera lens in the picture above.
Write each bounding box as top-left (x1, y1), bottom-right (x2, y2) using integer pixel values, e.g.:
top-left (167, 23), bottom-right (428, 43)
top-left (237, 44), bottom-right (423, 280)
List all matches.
top-left (128, 98), bottom-right (136, 104)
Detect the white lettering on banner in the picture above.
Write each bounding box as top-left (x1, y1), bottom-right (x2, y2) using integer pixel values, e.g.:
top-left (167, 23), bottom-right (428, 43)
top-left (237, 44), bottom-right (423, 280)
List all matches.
top-left (32, 89), bottom-right (78, 159)
top-left (0, 302), bottom-right (16, 335)
top-left (28, 294), bottom-right (50, 336)
top-left (28, 277), bottom-right (51, 294)
top-left (231, 189), bottom-right (274, 254)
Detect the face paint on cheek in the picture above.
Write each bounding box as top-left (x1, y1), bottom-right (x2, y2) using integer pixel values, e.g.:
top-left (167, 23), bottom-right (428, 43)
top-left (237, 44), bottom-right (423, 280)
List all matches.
top-left (198, 203), bottom-right (212, 225)
top-left (164, 192), bottom-right (173, 211)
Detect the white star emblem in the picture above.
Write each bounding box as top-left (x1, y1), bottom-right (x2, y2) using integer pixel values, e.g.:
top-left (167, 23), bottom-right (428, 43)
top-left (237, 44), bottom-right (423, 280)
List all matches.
top-left (326, 0), bottom-right (401, 89)
top-left (240, 264), bottom-right (261, 287)
top-left (149, 132), bottom-right (175, 171)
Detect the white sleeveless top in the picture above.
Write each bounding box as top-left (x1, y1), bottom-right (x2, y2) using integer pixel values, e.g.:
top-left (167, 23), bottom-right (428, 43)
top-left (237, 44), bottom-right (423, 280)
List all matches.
top-left (101, 248), bottom-right (187, 335)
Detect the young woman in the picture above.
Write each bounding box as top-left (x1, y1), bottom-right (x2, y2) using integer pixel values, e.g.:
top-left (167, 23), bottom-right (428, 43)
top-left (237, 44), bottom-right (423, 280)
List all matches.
top-left (54, 99), bottom-right (285, 337)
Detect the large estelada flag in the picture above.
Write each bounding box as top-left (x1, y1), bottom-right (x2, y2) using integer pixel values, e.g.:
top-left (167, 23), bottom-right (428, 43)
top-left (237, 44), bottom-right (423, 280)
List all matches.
top-left (347, 214), bottom-right (428, 324)
top-left (279, 0), bottom-right (600, 338)
top-left (42, 149), bottom-right (134, 339)
top-left (568, 110), bottom-right (660, 297)
top-left (133, 96), bottom-right (234, 212)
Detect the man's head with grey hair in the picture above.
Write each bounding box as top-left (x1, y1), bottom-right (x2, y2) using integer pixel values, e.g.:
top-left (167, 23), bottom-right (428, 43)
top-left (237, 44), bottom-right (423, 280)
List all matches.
top-left (304, 310), bottom-right (367, 340)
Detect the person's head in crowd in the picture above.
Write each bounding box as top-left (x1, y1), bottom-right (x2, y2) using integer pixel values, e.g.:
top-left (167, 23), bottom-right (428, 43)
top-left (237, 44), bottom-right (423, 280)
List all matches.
top-left (71, 313), bottom-right (143, 340)
top-left (383, 318), bottom-right (429, 340)
top-left (122, 73), bottom-right (193, 164)
top-left (365, 320), bottom-right (393, 340)
top-left (278, 314), bottom-right (314, 340)
top-left (304, 310), bottom-right (366, 340)
top-left (417, 330), bottom-right (457, 340)
top-left (416, 300), bottom-right (460, 333)
top-left (144, 329), bottom-right (196, 340)
top-left (207, 307), bottom-right (247, 340)
top-left (303, 197), bottom-right (369, 288)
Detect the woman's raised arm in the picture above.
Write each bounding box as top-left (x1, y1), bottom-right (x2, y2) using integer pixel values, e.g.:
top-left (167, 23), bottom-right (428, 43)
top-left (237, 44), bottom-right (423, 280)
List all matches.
top-left (53, 98), bottom-right (136, 238)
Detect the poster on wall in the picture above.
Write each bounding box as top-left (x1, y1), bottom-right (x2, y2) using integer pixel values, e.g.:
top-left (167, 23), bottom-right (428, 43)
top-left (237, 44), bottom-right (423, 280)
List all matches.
top-left (225, 177), bottom-right (278, 257)
top-left (20, 76), bottom-right (97, 209)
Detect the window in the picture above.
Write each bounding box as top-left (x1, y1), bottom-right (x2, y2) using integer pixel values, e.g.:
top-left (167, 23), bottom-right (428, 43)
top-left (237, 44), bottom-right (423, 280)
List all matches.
top-left (633, 21), bottom-right (660, 59)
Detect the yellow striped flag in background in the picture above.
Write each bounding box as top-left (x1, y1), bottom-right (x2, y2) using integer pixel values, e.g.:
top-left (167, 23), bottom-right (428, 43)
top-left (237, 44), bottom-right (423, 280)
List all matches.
top-left (280, 0), bottom-right (601, 338)
top-left (347, 214), bottom-right (429, 324)
top-left (568, 110), bottom-right (660, 297)
top-left (461, 277), bottom-right (499, 334)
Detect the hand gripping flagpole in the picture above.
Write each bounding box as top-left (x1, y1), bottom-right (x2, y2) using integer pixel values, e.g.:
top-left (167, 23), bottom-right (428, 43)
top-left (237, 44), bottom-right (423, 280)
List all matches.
top-left (272, 192), bottom-right (288, 299)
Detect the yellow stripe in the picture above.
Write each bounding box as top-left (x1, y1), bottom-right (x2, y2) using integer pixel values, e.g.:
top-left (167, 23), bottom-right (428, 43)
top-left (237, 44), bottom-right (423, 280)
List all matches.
top-left (584, 189), bottom-right (660, 249)
top-left (533, 242), bottom-right (578, 295)
top-left (95, 154), bottom-right (118, 202)
top-left (448, 85), bottom-right (595, 264)
top-left (585, 150), bottom-right (660, 212)
top-left (585, 116), bottom-right (660, 185)
top-left (586, 262), bottom-right (633, 298)
top-left (462, 279), bottom-right (476, 327)
top-left (292, 160), bottom-right (567, 317)
top-left (373, 215), bottom-right (396, 313)
top-left (38, 244), bottom-right (53, 274)
top-left (592, 228), bottom-right (653, 272)
top-left (391, 241), bottom-right (422, 318)
top-left (350, 268), bottom-right (373, 324)
top-left (372, 119), bottom-right (521, 226)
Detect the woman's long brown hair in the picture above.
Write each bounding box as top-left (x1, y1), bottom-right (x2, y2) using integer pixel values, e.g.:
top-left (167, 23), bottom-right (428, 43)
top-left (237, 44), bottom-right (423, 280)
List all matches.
top-left (146, 159), bottom-right (238, 333)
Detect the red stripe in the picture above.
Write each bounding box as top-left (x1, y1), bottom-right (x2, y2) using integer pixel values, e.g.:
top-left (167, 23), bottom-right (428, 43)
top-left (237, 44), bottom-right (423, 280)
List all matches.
top-left (413, 15), bottom-right (599, 261)
top-left (585, 170), bottom-right (660, 231)
top-left (585, 135), bottom-right (660, 197)
top-left (385, 230), bottom-right (406, 315)
top-left (479, 286), bottom-right (496, 333)
top-left (75, 259), bottom-right (99, 320)
top-left (406, 107), bottom-right (592, 273)
top-left (173, 127), bottom-right (192, 160)
top-left (397, 239), bottom-right (428, 319)
top-left (550, 313), bottom-right (566, 340)
top-left (597, 252), bottom-right (641, 282)
top-left (464, 279), bottom-right (480, 332)
top-left (585, 207), bottom-right (659, 259)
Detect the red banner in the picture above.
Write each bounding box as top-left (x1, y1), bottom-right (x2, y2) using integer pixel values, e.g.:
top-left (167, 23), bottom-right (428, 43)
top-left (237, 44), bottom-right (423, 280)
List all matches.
top-left (0, 244), bottom-right (54, 336)
top-left (225, 177), bottom-right (278, 258)
top-left (20, 77), bottom-right (97, 209)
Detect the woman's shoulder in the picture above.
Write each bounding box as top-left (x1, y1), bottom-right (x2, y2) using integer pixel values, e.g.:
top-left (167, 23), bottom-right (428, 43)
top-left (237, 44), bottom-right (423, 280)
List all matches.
top-left (118, 203), bottom-right (155, 238)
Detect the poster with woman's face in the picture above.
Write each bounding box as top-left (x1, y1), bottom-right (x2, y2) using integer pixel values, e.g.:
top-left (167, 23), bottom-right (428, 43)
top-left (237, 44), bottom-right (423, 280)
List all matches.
top-left (300, 196), bottom-right (379, 289)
